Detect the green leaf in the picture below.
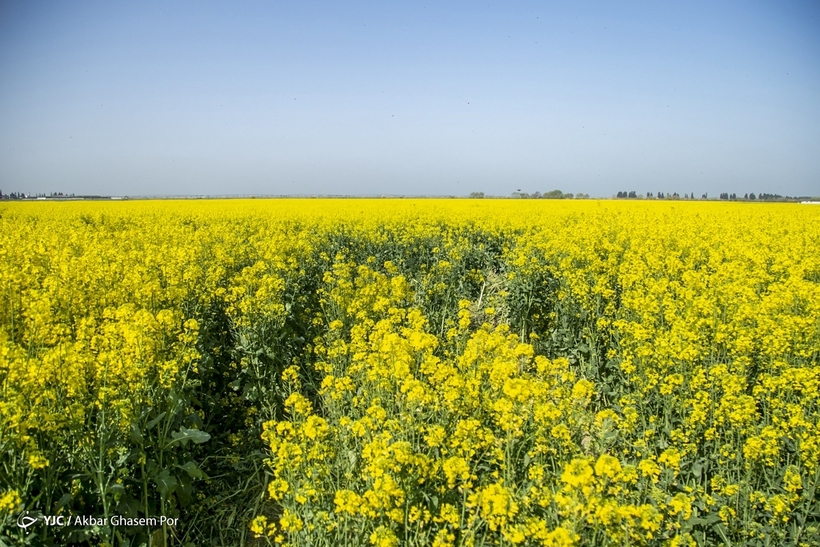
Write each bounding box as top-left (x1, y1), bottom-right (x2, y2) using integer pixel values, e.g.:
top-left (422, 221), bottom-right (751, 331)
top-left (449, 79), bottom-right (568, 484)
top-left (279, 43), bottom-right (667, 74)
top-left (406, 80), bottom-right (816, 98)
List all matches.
top-left (54, 493), bottom-right (72, 511)
top-left (177, 461), bottom-right (208, 480)
top-left (712, 522), bottom-right (730, 545)
top-left (145, 412), bottom-right (167, 430)
top-left (151, 528), bottom-right (166, 546)
top-left (177, 473), bottom-right (193, 506)
top-left (155, 468), bottom-right (178, 498)
top-left (170, 426), bottom-right (211, 446)
top-left (130, 423), bottom-right (142, 444)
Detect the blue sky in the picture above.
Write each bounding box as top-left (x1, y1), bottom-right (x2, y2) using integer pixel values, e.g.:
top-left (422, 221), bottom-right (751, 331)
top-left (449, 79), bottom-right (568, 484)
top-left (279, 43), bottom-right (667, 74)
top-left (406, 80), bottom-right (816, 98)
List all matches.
top-left (1, 1), bottom-right (818, 197)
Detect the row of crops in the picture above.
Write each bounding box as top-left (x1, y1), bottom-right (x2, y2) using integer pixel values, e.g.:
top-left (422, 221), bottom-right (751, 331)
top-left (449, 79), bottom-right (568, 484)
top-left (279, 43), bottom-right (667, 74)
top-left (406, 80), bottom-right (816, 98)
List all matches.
top-left (1, 200), bottom-right (818, 546)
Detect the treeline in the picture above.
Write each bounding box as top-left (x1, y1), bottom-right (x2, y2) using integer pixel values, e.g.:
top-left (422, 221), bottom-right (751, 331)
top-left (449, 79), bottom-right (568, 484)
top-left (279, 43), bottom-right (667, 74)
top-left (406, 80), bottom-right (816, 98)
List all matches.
top-left (0, 191), bottom-right (75, 200)
top-left (512, 189), bottom-right (591, 199)
top-left (616, 191), bottom-right (816, 202)
top-left (471, 190), bottom-right (591, 199)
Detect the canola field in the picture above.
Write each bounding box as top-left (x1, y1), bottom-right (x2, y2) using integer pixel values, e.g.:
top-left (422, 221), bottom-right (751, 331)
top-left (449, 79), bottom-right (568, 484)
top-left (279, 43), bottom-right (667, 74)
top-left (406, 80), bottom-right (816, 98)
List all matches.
top-left (1, 199), bottom-right (819, 547)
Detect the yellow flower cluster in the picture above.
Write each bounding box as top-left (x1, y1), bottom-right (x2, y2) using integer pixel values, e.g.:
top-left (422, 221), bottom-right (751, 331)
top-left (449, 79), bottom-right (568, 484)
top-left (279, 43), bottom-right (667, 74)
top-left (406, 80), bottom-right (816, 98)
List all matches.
top-left (1, 199), bottom-right (818, 546)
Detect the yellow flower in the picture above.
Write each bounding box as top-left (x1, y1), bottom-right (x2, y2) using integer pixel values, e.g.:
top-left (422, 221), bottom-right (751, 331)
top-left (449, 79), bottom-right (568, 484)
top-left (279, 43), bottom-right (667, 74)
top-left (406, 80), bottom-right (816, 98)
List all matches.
top-left (783, 465), bottom-right (802, 493)
top-left (718, 505), bottom-right (736, 524)
top-left (302, 415), bottom-right (328, 440)
top-left (425, 425), bottom-right (446, 448)
top-left (279, 509), bottom-right (303, 533)
top-left (0, 490), bottom-right (22, 514)
top-left (249, 515), bottom-right (267, 536)
top-left (27, 452), bottom-right (50, 469)
top-left (369, 525), bottom-right (399, 547)
top-left (284, 393), bottom-right (312, 416)
top-left (442, 456), bottom-right (471, 489)
top-left (658, 447), bottom-right (681, 471)
top-left (543, 526), bottom-right (577, 546)
top-left (594, 454), bottom-right (622, 480)
top-left (637, 459), bottom-right (661, 483)
top-left (334, 489), bottom-right (361, 516)
top-left (571, 379), bottom-right (595, 402)
top-left (562, 457), bottom-right (595, 489)
top-left (469, 481), bottom-right (519, 531)
top-left (668, 493), bottom-right (693, 520)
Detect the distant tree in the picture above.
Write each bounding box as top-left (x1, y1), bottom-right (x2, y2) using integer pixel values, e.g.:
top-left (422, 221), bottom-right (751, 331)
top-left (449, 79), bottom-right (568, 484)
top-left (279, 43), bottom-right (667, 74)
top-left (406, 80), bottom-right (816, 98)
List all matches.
top-left (702, 193), bottom-right (707, 199)
top-left (532, 191), bottom-right (542, 199)
top-left (628, 191), bottom-right (637, 198)
top-left (749, 193), bottom-right (756, 200)
top-left (564, 193), bottom-right (573, 199)
top-left (543, 190), bottom-right (564, 199)
top-left (469, 192), bottom-right (485, 199)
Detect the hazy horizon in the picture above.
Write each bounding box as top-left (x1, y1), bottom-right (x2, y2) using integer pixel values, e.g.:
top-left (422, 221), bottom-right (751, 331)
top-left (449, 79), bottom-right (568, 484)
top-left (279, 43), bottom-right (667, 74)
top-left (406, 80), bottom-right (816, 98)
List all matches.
top-left (2, 1), bottom-right (818, 198)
